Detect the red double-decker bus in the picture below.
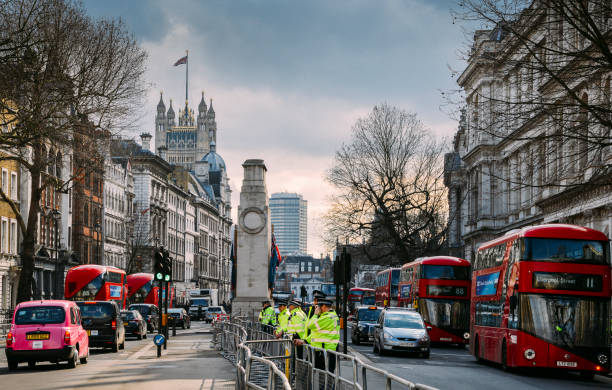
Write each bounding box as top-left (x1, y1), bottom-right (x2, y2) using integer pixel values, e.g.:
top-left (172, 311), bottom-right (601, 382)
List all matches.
top-left (348, 287), bottom-right (375, 304)
top-left (126, 273), bottom-right (159, 305)
top-left (65, 264), bottom-right (127, 309)
top-left (375, 268), bottom-right (400, 307)
top-left (126, 273), bottom-right (175, 307)
top-left (397, 256), bottom-right (471, 344)
top-left (471, 224), bottom-right (610, 378)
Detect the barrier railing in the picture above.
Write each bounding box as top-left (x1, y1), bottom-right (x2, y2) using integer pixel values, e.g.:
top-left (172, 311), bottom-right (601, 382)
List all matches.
top-left (213, 317), bottom-right (439, 390)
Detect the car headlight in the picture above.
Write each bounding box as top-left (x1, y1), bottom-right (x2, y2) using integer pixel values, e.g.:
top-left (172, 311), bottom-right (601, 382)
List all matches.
top-left (524, 349), bottom-right (536, 360)
top-left (358, 325), bottom-right (365, 332)
top-left (419, 335), bottom-right (430, 342)
top-left (598, 354), bottom-right (608, 365)
top-left (463, 332), bottom-right (470, 339)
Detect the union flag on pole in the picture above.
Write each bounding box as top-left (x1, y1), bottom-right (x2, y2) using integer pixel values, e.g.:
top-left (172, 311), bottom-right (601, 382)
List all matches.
top-left (173, 56), bottom-right (187, 66)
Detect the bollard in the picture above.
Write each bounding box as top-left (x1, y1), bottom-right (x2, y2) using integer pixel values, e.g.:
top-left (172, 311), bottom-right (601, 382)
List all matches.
top-left (172, 318), bottom-right (176, 336)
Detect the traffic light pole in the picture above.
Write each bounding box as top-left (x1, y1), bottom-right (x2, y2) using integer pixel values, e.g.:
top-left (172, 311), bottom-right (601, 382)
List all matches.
top-left (341, 247), bottom-right (350, 354)
top-left (157, 279), bottom-right (163, 358)
top-left (164, 280), bottom-right (169, 349)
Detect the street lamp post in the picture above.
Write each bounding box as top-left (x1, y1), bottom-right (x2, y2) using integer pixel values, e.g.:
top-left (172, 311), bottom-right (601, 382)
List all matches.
top-left (51, 209), bottom-right (61, 299)
top-left (94, 221), bottom-right (101, 265)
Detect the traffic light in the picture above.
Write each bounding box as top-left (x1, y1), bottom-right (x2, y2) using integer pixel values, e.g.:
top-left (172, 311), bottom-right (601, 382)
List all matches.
top-left (162, 249), bottom-right (172, 282)
top-left (333, 255), bottom-right (341, 285)
top-left (154, 249), bottom-right (164, 281)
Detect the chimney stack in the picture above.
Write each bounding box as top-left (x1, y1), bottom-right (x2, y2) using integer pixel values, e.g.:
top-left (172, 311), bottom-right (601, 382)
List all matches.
top-left (140, 133), bottom-right (152, 152)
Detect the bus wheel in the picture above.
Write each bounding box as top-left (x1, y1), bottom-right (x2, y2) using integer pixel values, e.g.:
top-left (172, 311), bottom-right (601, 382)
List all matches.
top-left (474, 336), bottom-right (483, 364)
top-left (501, 340), bottom-right (510, 371)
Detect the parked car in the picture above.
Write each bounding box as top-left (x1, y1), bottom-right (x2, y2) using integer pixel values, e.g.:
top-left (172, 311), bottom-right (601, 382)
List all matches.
top-left (5, 300), bottom-right (89, 370)
top-left (76, 301), bottom-right (125, 352)
top-left (373, 307), bottom-right (430, 358)
top-left (121, 310), bottom-right (148, 340)
top-left (167, 308), bottom-right (190, 329)
top-left (205, 306), bottom-right (226, 323)
top-left (128, 303), bottom-right (159, 332)
top-left (350, 305), bottom-right (382, 345)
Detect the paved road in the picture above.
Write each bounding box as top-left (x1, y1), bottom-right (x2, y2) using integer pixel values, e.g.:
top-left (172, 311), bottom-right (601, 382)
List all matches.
top-left (348, 337), bottom-right (612, 390)
top-left (0, 321), bottom-right (235, 389)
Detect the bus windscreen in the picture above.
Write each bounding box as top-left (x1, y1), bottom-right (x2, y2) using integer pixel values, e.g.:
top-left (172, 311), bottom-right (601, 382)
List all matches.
top-left (525, 238), bottom-right (608, 264)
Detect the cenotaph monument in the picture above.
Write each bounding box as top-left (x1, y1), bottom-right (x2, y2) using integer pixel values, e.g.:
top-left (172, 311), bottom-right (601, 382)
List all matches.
top-left (232, 159), bottom-right (271, 320)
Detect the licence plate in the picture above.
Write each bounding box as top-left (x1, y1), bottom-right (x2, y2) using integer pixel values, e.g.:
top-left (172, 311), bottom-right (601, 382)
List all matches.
top-left (556, 361), bottom-right (577, 368)
top-left (403, 342), bottom-right (416, 347)
top-left (32, 341), bottom-right (43, 349)
top-left (87, 330), bottom-right (99, 336)
top-left (124, 322), bottom-right (128, 326)
top-left (27, 333), bottom-right (49, 340)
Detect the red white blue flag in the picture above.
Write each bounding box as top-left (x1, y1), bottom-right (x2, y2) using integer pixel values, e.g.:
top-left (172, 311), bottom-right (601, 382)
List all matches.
top-left (173, 56), bottom-right (187, 66)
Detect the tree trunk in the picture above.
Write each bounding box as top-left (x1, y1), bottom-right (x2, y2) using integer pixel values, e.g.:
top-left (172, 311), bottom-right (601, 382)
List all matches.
top-left (16, 167), bottom-right (42, 304)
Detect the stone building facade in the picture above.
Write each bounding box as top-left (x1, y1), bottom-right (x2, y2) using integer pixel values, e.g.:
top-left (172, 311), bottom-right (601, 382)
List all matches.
top-left (444, 20), bottom-right (612, 261)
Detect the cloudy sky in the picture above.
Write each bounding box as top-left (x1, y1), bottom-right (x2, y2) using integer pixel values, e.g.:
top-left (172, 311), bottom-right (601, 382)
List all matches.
top-left (83, 0), bottom-right (466, 257)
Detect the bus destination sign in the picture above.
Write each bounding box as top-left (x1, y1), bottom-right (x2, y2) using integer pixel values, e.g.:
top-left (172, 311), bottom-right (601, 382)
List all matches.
top-left (532, 272), bottom-right (602, 292)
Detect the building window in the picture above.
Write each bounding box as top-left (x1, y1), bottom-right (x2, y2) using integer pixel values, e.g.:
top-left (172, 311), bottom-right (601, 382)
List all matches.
top-left (10, 172), bottom-right (17, 200)
top-left (1, 169), bottom-right (7, 196)
top-left (1, 219), bottom-right (7, 253)
top-left (10, 220), bottom-right (16, 254)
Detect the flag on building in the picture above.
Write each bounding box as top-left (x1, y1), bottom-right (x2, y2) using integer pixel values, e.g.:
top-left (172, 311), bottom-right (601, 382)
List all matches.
top-left (173, 56), bottom-right (187, 66)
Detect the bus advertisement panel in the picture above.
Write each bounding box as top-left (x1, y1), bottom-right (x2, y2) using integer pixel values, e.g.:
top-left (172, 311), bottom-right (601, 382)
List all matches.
top-left (375, 268), bottom-right (400, 307)
top-left (398, 256), bottom-right (471, 344)
top-left (65, 265), bottom-right (127, 309)
top-left (471, 224), bottom-right (610, 378)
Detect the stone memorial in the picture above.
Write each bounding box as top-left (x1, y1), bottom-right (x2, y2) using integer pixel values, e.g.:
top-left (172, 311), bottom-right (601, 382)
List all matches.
top-left (231, 159), bottom-right (271, 320)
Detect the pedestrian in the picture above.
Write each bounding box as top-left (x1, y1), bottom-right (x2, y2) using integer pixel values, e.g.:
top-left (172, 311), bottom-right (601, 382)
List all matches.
top-left (274, 298), bottom-right (290, 338)
top-left (294, 298), bottom-right (339, 375)
top-left (286, 298), bottom-right (307, 358)
top-left (258, 299), bottom-right (277, 333)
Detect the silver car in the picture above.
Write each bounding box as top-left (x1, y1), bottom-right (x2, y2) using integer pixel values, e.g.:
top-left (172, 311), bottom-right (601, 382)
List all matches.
top-left (373, 308), bottom-right (430, 358)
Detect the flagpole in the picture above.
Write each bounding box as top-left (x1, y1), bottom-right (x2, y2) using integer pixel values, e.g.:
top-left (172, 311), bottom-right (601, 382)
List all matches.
top-left (185, 50), bottom-right (189, 103)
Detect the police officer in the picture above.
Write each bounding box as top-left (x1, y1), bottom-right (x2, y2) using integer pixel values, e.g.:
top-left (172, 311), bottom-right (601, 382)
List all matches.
top-left (258, 299), bottom-right (277, 332)
top-left (274, 298), bottom-right (290, 338)
top-left (286, 298), bottom-right (307, 358)
top-left (295, 298), bottom-right (340, 373)
top-left (307, 290), bottom-right (327, 319)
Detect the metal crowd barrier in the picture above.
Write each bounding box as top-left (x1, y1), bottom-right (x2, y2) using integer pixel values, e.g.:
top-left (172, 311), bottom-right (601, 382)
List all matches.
top-left (213, 317), bottom-right (438, 390)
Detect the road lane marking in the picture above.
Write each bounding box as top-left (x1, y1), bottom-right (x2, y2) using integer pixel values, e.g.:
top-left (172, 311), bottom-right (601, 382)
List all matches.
top-left (129, 343), bottom-right (154, 360)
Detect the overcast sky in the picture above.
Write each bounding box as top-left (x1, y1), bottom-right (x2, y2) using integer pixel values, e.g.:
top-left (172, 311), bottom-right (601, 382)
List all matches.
top-left (83, 0), bottom-right (466, 257)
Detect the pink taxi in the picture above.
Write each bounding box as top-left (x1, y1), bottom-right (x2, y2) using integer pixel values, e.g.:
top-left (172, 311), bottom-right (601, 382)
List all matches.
top-left (5, 300), bottom-right (89, 370)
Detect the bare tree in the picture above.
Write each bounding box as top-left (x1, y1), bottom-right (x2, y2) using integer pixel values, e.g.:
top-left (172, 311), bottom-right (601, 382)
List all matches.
top-left (0, 0), bottom-right (147, 303)
top-left (449, 0), bottom-right (612, 189)
top-left (324, 104), bottom-right (448, 262)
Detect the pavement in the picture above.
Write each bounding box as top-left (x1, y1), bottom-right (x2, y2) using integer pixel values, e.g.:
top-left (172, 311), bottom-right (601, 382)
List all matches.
top-left (0, 321), bottom-right (235, 389)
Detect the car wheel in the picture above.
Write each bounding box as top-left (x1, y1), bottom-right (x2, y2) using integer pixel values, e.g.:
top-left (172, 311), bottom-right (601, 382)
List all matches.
top-left (120, 338), bottom-right (125, 350)
top-left (27, 360), bottom-right (35, 369)
top-left (67, 351), bottom-right (78, 368)
top-left (112, 338), bottom-right (119, 353)
top-left (182, 322), bottom-right (185, 330)
top-left (379, 344), bottom-right (387, 356)
top-left (80, 347), bottom-right (89, 364)
top-left (474, 336), bottom-right (483, 364)
top-left (8, 360), bottom-right (18, 371)
top-left (353, 333), bottom-right (360, 345)
top-left (373, 339), bottom-right (379, 354)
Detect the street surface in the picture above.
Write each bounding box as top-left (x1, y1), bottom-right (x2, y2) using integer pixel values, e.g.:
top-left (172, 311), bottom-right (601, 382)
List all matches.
top-left (0, 321), bottom-right (234, 389)
top-left (347, 329), bottom-right (612, 390)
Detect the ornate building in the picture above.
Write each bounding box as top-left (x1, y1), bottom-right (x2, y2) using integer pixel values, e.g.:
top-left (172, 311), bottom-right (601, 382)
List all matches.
top-left (155, 92), bottom-right (217, 170)
top-left (444, 21), bottom-right (612, 261)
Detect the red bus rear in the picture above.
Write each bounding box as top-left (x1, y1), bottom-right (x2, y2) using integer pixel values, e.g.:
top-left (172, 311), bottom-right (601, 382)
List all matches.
top-left (348, 287), bottom-right (375, 304)
top-left (398, 256), bottom-right (471, 344)
top-left (64, 264), bottom-right (127, 309)
top-left (375, 268), bottom-right (400, 307)
top-left (126, 273), bottom-right (174, 307)
top-left (472, 224), bottom-right (610, 377)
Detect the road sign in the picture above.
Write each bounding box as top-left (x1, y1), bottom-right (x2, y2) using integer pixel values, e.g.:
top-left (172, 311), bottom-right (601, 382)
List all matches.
top-left (154, 334), bottom-right (165, 346)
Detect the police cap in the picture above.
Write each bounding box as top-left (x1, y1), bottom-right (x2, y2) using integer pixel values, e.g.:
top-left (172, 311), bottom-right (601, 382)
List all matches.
top-left (317, 298), bottom-right (333, 306)
top-left (289, 298), bottom-right (302, 307)
top-left (275, 298), bottom-right (288, 306)
top-left (312, 290), bottom-right (327, 299)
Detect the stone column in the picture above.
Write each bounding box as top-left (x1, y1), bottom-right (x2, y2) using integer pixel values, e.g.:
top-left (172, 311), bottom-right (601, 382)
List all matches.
top-left (232, 159), bottom-right (271, 321)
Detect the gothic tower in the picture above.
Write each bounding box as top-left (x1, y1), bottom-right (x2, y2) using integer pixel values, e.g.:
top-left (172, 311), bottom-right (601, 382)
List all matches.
top-left (155, 92), bottom-right (167, 153)
top-left (207, 99), bottom-right (217, 145)
top-left (196, 92), bottom-right (209, 162)
top-left (167, 99), bottom-right (176, 127)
